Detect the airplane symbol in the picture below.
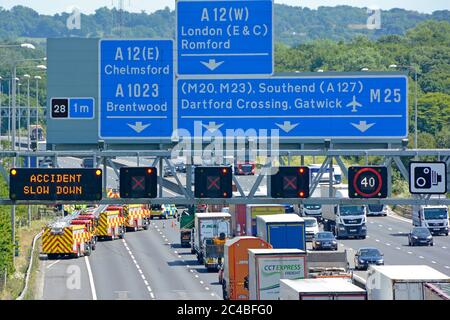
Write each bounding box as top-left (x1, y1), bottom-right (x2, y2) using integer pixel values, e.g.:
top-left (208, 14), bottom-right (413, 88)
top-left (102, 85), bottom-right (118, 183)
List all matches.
top-left (346, 96), bottom-right (362, 112)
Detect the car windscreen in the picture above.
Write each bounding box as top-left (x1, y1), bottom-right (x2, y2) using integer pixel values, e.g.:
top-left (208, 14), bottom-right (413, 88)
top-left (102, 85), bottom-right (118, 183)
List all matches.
top-left (413, 228), bottom-right (431, 236)
top-left (151, 205), bottom-right (162, 210)
top-left (359, 249), bottom-right (380, 256)
top-left (424, 208), bottom-right (448, 220)
top-left (340, 205), bottom-right (365, 216)
top-left (316, 232), bottom-right (334, 239)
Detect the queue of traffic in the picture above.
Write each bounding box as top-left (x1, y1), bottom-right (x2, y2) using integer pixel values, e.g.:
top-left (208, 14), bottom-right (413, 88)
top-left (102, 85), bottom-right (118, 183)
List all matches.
top-left (177, 185), bottom-right (449, 300)
top-left (41, 203), bottom-right (176, 259)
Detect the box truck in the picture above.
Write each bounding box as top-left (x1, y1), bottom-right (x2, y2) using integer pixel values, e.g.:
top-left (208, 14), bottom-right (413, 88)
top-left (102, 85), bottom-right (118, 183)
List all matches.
top-left (192, 212), bottom-right (232, 269)
top-left (256, 214), bottom-right (306, 250)
top-left (222, 236), bottom-right (272, 300)
top-left (280, 278), bottom-right (367, 300)
top-left (320, 184), bottom-right (367, 239)
top-left (229, 204), bottom-right (285, 236)
top-left (366, 265), bottom-right (450, 300)
top-left (412, 203), bottom-right (448, 236)
top-left (179, 212), bottom-right (194, 248)
top-left (248, 248), bottom-right (307, 300)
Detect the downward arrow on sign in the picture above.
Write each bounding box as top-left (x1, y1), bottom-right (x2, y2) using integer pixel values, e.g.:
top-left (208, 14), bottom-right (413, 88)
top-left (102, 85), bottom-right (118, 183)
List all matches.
top-left (275, 121), bottom-right (299, 133)
top-left (127, 122), bottom-right (150, 133)
top-left (351, 121), bottom-right (375, 133)
top-left (200, 59), bottom-right (224, 71)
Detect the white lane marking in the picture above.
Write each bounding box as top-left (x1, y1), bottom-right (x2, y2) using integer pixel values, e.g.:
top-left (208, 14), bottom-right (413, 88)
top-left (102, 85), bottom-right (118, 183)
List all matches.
top-left (46, 259), bottom-right (61, 269)
top-left (174, 251), bottom-right (178, 254)
top-left (370, 221), bottom-right (374, 224)
top-left (205, 287), bottom-right (210, 291)
top-left (445, 266), bottom-right (450, 269)
top-left (195, 275), bottom-right (199, 278)
top-left (407, 251), bottom-right (412, 254)
top-left (419, 256), bottom-right (424, 259)
top-left (122, 239), bottom-right (153, 299)
top-left (186, 265), bottom-right (190, 268)
top-left (366, 235), bottom-right (370, 239)
top-left (396, 247), bottom-right (401, 250)
top-left (84, 256), bottom-right (97, 300)
top-left (211, 293), bottom-right (215, 297)
top-left (200, 280), bottom-right (204, 284)
top-left (378, 225), bottom-right (383, 227)
top-left (375, 239), bottom-right (380, 242)
top-left (190, 269), bottom-right (194, 273)
top-left (178, 255), bottom-right (182, 258)
top-left (442, 247), bottom-right (447, 249)
top-left (340, 244), bottom-right (344, 246)
top-left (388, 228), bottom-right (392, 231)
top-left (386, 243), bottom-right (391, 246)
top-left (431, 261), bottom-right (437, 264)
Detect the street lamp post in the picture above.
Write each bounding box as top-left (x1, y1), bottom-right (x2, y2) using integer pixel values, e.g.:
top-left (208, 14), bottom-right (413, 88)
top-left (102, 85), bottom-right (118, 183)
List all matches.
top-left (389, 64), bottom-right (418, 149)
top-left (0, 76), bottom-right (2, 139)
top-left (34, 76), bottom-right (42, 132)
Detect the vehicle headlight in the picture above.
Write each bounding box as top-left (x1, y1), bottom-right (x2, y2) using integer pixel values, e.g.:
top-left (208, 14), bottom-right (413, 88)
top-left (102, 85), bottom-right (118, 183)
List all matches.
top-left (359, 259), bottom-right (365, 263)
top-left (332, 241), bottom-right (337, 244)
top-left (315, 241), bottom-right (321, 245)
top-left (427, 236), bottom-right (432, 239)
top-left (339, 227), bottom-right (345, 231)
top-left (362, 226), bottom-right (367, 230)
top-left (412, 236), bottom-right (418, 239)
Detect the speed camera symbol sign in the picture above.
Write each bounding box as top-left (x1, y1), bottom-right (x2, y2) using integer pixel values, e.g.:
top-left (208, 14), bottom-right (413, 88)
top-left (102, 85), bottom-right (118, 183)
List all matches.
top-left (409, 162), bottom-right (447, 194)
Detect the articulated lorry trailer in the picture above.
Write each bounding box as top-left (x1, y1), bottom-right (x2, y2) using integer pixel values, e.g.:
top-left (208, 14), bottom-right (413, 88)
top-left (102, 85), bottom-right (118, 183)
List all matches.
top-left (320, 184), bottom-right (367, 239)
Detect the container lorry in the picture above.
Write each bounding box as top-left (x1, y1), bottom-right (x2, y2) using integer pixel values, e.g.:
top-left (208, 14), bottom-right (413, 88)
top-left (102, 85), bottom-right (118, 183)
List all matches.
top-left (412, 203), bottom-right (448, 236)
top-left (229, 204), bottom-right (285, 236)
top-left (367, 204), bottom-right (388, 216)
top-left (221, 237), bottom-right (272, 300)
top-left (191, 212), bottom-right (232, 270)
top-left (256, 214), bottom-right (306, 250)
top-left (320, 184), bottom-right (367, 239)
top-left (247, 248), bottom-right (307, 300)
top-left (366, 265), bottom-right (450, 300)
top-left (299, 188), bottom-right (322, 221)
top-left (279, 278), bottom-right (367, 300)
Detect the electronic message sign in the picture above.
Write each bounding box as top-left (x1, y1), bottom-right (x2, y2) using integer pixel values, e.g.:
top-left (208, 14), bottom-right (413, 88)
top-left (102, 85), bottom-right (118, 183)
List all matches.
top-left (9, 168), bottom-right (103, 201)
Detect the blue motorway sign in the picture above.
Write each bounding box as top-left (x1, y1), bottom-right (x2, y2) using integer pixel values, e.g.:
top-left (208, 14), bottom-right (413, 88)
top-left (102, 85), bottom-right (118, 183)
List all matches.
top-left (99, 39), bottom-right (173, 139)
top-left (177, 0), bottom-right (273, 76)
top-left (177, 75), bottom-right (408, 139)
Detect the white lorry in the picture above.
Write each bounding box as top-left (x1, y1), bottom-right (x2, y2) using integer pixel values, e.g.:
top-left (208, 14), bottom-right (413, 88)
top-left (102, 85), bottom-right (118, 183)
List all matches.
top-left (320, 184), bottom-right (367, 239)
top-left (191, 212), bottom-right (232, 268)
top-left (367, 204), bottom-right (388, 216)
top-left (412, 203), bottom-right (448, 236)
top-left (247, 248), bottom-right (307, 300)
top-left (366, 265), bottom-right (450, 300)
top-left (280, 278), bottom-right (367, 300)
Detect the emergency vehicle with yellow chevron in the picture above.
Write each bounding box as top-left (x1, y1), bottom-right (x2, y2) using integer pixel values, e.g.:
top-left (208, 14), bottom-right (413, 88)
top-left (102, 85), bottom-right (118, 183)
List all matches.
top-left (96, 205), bottom-right (126, 240)
top-left (123, 204), bottom-right (151, 231)
top-left (42, 217), bottom-right (96, 259)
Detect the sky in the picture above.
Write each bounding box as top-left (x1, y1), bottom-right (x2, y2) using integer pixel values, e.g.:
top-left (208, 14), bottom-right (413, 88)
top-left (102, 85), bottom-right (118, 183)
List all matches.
top-left (0, 0), bottom-right (448, 15)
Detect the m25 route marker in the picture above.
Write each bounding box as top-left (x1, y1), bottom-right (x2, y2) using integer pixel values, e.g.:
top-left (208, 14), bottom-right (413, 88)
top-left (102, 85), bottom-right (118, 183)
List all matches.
top-left (177, 0), bottom-right (273, 75)
top-left (177, 75), bottom-right (408, 139)
top-left (99, 39), bottom-right (174, 139)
